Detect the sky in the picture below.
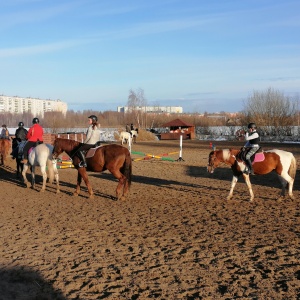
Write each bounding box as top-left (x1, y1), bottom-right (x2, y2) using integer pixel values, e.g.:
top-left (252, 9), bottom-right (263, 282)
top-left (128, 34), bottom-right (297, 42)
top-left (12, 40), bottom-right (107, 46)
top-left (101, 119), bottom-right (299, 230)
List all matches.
top-left (1, 0), bottom-right (300, 113)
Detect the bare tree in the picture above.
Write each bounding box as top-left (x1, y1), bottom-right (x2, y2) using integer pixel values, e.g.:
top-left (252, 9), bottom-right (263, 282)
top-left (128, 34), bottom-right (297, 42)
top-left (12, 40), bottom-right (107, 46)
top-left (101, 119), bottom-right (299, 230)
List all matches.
top-left (127, 88), bottom-right (147, 128)
top-left (243, 87), bottom-right (297, 136)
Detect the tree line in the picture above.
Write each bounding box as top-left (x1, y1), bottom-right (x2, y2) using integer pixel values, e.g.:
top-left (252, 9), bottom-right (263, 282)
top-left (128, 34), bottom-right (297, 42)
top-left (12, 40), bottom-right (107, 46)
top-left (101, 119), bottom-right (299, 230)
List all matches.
top-left (1, 87), bottom-right (299, 136)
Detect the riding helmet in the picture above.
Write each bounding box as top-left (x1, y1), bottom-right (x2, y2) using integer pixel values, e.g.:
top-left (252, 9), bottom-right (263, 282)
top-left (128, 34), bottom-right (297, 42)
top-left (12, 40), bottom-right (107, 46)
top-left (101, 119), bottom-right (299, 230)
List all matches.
top-left (248, 122), bottom-right (256, 129)
top-left (18, 121), bottom-right (24, 127)
top-left (88, 115), bottom-right (98, 122)
top-left (32, 117), bottom-right (39, 124)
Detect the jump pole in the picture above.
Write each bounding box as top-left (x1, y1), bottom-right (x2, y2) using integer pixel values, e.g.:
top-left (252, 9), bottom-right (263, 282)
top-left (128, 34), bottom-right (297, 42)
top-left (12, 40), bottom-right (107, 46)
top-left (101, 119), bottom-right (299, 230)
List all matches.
top-left (176, 135), bottom-right (184, 162)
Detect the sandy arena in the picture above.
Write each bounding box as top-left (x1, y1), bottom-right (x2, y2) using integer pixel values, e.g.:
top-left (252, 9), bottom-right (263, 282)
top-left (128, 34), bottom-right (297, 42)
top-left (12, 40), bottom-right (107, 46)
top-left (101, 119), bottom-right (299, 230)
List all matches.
top-left (1, 139), bottom-right (300, 299)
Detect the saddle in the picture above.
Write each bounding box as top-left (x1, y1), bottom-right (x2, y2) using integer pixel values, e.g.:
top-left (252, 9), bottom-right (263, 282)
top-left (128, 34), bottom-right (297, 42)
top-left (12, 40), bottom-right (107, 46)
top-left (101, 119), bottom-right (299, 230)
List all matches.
top-left (238, 147), bottom-right (265, 163)
top-left (85, 142), bottom-right (102, 158)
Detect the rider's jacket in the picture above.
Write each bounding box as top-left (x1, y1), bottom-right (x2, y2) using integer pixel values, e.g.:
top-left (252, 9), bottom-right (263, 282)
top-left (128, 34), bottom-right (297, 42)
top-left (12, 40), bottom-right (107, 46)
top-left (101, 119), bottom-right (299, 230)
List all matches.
top-left (245, 131), bottom-right (259, 147)
top-left (26, 124), bottom-right (44, 142)
top-left (15, 127), bottom-right (28, 141)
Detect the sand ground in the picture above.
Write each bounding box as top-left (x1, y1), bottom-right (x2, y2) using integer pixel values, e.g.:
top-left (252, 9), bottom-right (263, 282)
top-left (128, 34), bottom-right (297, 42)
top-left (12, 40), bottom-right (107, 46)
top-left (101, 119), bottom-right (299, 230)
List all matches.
top-left (0, 139), bottom-right (300, 299)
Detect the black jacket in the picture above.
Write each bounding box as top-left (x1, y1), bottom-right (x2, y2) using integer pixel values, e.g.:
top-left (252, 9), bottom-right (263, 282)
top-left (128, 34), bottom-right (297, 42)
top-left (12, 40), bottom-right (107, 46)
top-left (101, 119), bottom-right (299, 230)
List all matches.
top-left (15, 127), bottom-right (28, 141)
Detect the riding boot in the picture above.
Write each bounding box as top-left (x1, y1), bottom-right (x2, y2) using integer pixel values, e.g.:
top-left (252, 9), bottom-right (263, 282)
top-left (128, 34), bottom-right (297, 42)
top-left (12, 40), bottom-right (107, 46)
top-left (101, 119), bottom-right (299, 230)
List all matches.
top-left (246, 159), bottom-right (254, 175)
top-left (78, 151), bottom-right (87, 168)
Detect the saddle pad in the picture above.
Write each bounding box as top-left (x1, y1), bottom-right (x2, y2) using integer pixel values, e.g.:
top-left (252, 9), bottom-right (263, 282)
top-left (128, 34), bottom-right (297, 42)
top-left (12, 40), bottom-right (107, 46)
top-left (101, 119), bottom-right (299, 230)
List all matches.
top-left (85, 146), bottom-right (102, 158)
top-left (253, 152), bottom-right (265, 163)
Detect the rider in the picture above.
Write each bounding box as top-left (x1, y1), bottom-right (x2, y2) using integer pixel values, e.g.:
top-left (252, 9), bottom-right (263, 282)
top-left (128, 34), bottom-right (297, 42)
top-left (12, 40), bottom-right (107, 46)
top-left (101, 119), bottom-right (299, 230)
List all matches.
top-left (0, 124), bottom-right (10, 139)
top-left (21, 117), bottom-right (44, 164)
top-left (244, 122), bottom-right (260, 175)
top-left (11, 121), bottom-right (28, 159)
top-left (125, 124), bottom-right (131, 135)
top-left (75, 115), bottom-right (101, 168)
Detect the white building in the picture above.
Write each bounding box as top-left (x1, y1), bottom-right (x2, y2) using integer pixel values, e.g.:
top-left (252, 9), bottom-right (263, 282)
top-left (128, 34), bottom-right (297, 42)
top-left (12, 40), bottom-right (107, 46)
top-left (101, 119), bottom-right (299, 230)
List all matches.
top-left (0, 95), bottom-right (68, 117)
top-left (117, 106), bottom-right (183, 114)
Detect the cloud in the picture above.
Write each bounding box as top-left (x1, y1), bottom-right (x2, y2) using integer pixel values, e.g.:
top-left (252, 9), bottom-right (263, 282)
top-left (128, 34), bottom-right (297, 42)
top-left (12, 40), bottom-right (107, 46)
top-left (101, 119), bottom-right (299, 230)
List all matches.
top-left (0, 39), bottom-right (88, 58)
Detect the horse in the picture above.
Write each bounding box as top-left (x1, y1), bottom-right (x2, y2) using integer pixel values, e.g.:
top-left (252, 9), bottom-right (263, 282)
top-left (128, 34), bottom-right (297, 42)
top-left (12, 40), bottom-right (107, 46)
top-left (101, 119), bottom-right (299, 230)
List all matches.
top-left (119, 131), bottom-right (132, 146)
top-left (12, 138), bottom-right (26, 177)
top-left (22, 143), bottom-right (60, 193)
top-left (207, 148), bottom-right (297, 201)
top-left (52, 138), bottom-right (132, 200)
top-left (0, 139), bottom-right (11, 165)
top-left (131, 129), bottom-right (138, 143)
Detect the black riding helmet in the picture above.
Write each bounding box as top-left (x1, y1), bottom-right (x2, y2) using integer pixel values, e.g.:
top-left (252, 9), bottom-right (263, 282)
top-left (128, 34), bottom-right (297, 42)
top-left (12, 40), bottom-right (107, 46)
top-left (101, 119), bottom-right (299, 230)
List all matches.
top-left (18, 121), bottom-right (24, 127)
top-left (248, 122), bottom-right (256, 129)
top-left (32, 117), bottom-right (39, 124)
top-left (88, 115), bottom-right (98, 122)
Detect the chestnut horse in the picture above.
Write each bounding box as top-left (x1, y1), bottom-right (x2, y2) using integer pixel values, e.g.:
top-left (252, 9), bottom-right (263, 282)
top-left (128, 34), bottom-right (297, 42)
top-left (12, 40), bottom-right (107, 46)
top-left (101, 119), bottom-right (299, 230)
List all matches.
top-left (52, 138), bottom-right (132, 200)
top-left (207, 148), bottom-right (297, 201)
top-left (0, 139), bottom-right (11, 165)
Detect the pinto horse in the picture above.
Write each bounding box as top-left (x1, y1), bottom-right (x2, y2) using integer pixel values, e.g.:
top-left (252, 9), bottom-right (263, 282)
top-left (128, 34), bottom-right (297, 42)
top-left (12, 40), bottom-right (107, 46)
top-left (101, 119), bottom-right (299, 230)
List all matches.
top-left (0, 139), bottom-right (11, 165)
top-left (22, 143), bottom-right (60, 193)
top-left (52, 138), bottom-right (132, 200)
top-left (207, 148), bottom-right (297, 201)
top-left (131, 130), bottom-right (138, 143)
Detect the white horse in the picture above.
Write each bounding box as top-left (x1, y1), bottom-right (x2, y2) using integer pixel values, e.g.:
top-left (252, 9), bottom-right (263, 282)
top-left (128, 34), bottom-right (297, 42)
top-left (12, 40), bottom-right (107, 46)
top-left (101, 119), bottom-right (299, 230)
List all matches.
top-left (22, 143), bottom-right (60, 193)
top-left (131, 130), bottom-right (138, 143)
top-left (120, 131), bottom-right (132, 146)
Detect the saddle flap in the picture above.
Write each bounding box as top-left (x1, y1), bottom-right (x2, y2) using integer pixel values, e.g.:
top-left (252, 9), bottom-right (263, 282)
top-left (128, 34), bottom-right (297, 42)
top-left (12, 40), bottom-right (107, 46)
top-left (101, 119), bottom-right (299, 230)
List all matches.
top-left (85, 145), bottom-right (102, 158)
top-left (253, 152), bottom-right (265, 163)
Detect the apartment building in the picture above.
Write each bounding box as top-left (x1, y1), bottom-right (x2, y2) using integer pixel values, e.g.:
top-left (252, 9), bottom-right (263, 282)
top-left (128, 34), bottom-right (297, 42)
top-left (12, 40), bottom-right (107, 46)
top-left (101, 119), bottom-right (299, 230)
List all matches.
top-left (0, 95), bottom-right (68, 117)
top-left (117, 106), bottom-right (183, 114)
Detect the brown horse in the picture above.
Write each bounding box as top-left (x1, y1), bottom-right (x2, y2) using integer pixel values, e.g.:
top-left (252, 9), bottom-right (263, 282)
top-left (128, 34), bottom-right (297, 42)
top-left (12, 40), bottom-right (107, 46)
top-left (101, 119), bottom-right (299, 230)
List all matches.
top-left (207, 148), bottom-right (297, 201)
top-left (52, 138), bottom-right (132, 200)
top-left (0, 139), bottom-right (11, 165)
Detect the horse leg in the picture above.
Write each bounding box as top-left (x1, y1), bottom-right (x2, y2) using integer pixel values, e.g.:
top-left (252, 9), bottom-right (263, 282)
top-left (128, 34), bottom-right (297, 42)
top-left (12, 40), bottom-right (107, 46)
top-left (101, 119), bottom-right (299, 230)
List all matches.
top-left (22, 164), bottom-right (31, 188)
top-left (278, 174), bottom-right (294, 200)
top-left (73, 171), bottom-right (82, 196)
top-left (75, 169), bottom-right (94, 198)
top-left (227, 175), bottom-right (239, 201)
top-left (110, 170), bottom-right (127, 200)
top-left (31, 165), bottom-right (36, 189)
top-left (53, 163), bottom-right (60, 193)
top-left (242, 174), bottom-right (254, 201)
top-left (39, 165), bottom-right (47, 192)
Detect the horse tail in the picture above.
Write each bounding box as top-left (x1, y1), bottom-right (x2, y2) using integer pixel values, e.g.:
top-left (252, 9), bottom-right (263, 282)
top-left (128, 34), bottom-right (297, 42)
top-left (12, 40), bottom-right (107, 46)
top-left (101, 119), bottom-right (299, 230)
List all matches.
top-left (288, 155), bottom-right (297, 180)
top-left (123, 151), bottom-right (132, 187)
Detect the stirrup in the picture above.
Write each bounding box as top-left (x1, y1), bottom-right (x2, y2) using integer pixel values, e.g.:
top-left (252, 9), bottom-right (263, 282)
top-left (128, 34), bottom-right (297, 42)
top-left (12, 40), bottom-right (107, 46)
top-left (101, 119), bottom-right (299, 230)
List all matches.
top-left (78, 161), bottom-right (87, 168)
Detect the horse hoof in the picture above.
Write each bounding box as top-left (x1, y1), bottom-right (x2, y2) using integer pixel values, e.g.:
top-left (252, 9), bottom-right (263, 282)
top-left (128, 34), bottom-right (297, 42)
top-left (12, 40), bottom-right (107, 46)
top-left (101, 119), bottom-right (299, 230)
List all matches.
top-left (40, 189), bottom-right (45, 193)
top-left (73, 193), bottom-right (79, 197)
top-left (89, 194), bottom-right (94, 199)
top-left (56, 190), bottom-right (60, 194)
top-left (25, 182), bottom-right (31, 188)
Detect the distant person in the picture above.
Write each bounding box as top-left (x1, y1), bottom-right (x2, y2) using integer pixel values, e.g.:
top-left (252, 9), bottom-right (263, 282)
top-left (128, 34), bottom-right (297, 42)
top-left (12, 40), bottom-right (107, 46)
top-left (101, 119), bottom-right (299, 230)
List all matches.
top-left (244, 122), bottom-right (260, 175)
top-left (126, 124), bottom-right (130, 133)
top-left (21, 117), bottom-right (44, 164)
top-left (75, 115), bottom-right (101, 168)
top-left (130, 123), bottom-right (134, 131)
top-left (0, 124), bottom-right (10, 139)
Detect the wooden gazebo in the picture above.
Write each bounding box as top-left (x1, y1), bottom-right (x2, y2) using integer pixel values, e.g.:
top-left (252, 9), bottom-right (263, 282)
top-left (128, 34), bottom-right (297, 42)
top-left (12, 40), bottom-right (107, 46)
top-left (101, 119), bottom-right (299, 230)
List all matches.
top-left (160, 118), bottom-right (195, 140)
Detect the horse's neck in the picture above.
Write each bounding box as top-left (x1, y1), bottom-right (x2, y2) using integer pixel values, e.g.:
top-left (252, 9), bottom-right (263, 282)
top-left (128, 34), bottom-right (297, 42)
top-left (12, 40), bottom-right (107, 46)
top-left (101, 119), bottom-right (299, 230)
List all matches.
top-left (220, 149), bottom-right (236, 165)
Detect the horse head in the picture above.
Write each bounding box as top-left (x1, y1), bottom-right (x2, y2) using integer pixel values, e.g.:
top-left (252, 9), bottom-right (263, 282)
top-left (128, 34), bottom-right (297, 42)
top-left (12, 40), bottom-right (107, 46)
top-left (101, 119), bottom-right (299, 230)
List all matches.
top-left (207, 150), bottom-right (218, 173)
